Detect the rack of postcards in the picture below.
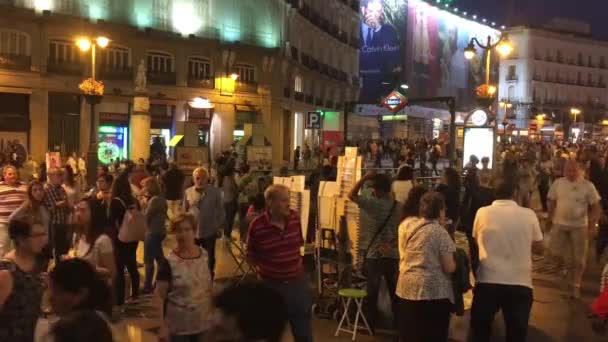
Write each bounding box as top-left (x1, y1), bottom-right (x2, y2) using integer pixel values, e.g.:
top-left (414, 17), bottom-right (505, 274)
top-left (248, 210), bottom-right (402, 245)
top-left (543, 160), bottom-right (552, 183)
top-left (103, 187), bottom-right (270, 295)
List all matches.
top-left (335, 147), bottom-right (363, 267)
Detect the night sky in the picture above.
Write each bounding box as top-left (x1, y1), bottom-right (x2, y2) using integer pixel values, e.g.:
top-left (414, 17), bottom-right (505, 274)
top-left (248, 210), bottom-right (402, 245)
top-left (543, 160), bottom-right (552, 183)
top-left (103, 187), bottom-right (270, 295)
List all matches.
top-left (454, 0), bottom-right (608, 39)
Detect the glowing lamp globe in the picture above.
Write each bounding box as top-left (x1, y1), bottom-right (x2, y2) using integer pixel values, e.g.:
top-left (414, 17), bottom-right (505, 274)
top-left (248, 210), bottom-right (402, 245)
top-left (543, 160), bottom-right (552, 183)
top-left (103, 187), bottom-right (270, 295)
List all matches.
top-left (496, 39), bottom-right (513, 57)
top-left (77, 38), bottom-right (91, 52)
top-left (464, 43), bottom-right (476, 60)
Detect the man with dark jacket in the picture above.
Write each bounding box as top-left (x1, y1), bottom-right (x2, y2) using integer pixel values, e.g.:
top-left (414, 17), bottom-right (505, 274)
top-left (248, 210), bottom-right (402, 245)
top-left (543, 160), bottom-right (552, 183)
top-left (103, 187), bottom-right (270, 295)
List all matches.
top-left (161, 162), bottom-right (184, 220)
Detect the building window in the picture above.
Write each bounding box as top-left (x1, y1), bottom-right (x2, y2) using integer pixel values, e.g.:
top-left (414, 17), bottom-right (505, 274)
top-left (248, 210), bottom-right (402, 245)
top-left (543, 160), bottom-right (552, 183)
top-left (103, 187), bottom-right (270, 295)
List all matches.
top-left (294, 75), bottom-right (303, 93)
top-left (188, 57), bottom-right (212, 79)
top-left (146, 51), bottom-right (173, 73)
top-left (588, 73), bottom-right (593, 85)
top-left (578, 53), bottom-right (583, 66)
top-left (0, 29), bottom-right (29, 56)
top-left (601, 56), bottom-right (606, 68)
top-left (507, 65), bottom-right (516, 80)
top-left (49, 39), bottom-right (80, 63)
top-left (100, 45), bottom-right (130, 69)
top-left (588, 56), bottom-right (594, 68)
top-left (234, 63), bottom-right (255, 83)
top-left (556, 50), bottom-right (562, 63)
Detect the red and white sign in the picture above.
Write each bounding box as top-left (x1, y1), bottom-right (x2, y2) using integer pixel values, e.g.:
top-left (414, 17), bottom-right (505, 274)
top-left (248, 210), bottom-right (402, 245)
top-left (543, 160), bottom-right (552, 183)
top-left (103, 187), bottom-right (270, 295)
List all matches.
top-left (381, 90), bottom-right (408, 113)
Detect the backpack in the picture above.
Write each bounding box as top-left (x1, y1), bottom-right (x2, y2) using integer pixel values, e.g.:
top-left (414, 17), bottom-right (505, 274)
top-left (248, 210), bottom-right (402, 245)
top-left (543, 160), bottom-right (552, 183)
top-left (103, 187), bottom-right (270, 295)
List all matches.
top-left (115, 198), bottom-right (147, 242)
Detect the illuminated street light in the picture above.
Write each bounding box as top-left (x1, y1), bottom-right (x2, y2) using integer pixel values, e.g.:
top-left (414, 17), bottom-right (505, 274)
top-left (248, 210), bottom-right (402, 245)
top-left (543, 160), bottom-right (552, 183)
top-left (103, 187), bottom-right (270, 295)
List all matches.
top-left (76, 35), bottom-right (110, 187)
top-left (465, 34), bottom-right (514, 85)
top-left (96, 36), bottom-right (109, 48)
top-left (464, 43), bottom-right (477, 60)
top-left (496, 38), bottom-right (514, 57)
top-left (77, 38), bottom-right (91, 52)
top-left (76, 36), bottom-right (110, 80)
top-left (230, 73), bottom-right (239, 81)
top-left (570, 107), bottom-right (582, 122)
top-left (400, 84), bottom-right (409, 89)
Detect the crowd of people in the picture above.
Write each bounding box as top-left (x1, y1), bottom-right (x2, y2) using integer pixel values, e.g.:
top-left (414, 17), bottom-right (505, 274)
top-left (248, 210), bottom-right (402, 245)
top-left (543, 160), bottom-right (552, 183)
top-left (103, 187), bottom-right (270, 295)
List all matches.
top-left (346, 137), bottom-right (608, 341)
top-left (0, 151), bottom-right (299, 342)
top-left (2, 136), bottom-right (608, 341)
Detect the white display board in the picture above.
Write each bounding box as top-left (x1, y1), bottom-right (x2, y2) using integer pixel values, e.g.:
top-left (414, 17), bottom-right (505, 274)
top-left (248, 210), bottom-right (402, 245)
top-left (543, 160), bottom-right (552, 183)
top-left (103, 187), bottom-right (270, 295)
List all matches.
top-left (463, 127), bottom-right (495, 169)
top-left (318, 181), bottom-right (338, 231)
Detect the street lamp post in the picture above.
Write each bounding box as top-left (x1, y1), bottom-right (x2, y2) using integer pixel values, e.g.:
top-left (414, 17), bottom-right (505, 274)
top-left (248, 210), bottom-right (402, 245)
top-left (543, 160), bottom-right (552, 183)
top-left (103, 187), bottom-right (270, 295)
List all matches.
top-left (570, 107), bottom-right (582, 141)
top-left (464, 34), bottom-right (512, 169)
top-left (77, 36), bottom-right (109, 187)
top-left (464, 35), bottom-right (513, 86)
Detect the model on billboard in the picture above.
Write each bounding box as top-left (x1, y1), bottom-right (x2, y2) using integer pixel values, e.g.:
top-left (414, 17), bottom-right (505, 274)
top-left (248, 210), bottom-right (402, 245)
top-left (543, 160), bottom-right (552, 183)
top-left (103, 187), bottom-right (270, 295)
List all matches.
top-left (359, 0), bottom-right (400, 103)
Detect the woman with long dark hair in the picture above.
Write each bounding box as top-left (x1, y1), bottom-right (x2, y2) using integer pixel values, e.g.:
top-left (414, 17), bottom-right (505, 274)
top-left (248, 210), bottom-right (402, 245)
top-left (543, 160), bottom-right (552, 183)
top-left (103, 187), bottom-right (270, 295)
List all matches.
top-left (109, 172), bottom-right (140, 305)
top-left (9, 180), bottom-right (50, 234)
top-left (72, 198), bottom-right (115, 283)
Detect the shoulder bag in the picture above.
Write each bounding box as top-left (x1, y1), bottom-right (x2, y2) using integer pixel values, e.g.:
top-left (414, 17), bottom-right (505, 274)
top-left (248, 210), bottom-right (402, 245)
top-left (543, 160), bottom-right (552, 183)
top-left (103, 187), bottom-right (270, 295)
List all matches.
top-left (115, 197), bottom-right (147, 243)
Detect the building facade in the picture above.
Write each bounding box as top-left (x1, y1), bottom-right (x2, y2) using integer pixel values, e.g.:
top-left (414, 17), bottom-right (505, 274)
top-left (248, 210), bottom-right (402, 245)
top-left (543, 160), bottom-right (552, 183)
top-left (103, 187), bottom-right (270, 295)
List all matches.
top-left (0, 0), bottom-right (359, 165)
top-left (499, 21), bottom-right (608, 132)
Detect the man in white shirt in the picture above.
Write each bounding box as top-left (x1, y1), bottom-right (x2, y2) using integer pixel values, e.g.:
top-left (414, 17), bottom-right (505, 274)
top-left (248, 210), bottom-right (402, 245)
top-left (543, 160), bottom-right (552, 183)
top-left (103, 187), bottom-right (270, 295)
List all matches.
top-left (548, 160), bottom-right (601, 298)
top-left (470, 179), bottom-right (544, 342)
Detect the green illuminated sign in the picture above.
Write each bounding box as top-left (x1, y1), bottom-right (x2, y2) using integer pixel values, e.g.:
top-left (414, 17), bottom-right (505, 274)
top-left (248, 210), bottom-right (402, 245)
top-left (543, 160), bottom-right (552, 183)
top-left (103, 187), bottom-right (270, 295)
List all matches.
top-left (382, 115), bottom-right (408, 121)
top-left (99, 126), bottom-right (118, 133)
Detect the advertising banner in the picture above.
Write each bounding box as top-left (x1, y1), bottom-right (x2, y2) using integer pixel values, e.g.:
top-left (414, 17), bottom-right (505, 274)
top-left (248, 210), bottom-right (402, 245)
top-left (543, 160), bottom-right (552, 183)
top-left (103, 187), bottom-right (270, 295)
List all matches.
top-left (97, 126), bottom-right (128, 165)
top-left (359, 0), bottom-right (500, 109)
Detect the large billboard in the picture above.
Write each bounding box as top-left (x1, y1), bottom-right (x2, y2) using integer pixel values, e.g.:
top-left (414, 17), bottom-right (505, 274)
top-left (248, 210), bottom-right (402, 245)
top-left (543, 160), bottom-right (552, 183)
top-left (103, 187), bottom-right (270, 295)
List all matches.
top-left (359, 0), bottom-right (500, 109)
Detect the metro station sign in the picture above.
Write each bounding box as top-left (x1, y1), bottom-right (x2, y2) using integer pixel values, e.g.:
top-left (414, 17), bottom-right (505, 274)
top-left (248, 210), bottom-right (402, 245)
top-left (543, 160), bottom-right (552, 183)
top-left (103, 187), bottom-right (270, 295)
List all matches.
top-left (381, 90), bottom-right (408, 113)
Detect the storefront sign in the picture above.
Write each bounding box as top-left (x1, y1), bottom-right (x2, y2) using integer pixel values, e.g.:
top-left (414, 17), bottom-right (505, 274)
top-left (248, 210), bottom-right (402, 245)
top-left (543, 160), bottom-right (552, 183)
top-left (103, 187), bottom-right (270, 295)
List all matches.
top-left (381, 90), bottom-right (408, 113)
top-left (306, 112), bottom-right (322, 129)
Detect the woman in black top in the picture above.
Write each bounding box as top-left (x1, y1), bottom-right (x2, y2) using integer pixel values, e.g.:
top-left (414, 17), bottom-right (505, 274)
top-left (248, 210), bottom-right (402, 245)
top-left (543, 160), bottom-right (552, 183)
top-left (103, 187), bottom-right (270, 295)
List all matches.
top-left (109, 171), bottom-right (140, 305)
top-left (435, 167), bottom-right (461, 236)
top-left (0, 219), bottom-right (47, 342)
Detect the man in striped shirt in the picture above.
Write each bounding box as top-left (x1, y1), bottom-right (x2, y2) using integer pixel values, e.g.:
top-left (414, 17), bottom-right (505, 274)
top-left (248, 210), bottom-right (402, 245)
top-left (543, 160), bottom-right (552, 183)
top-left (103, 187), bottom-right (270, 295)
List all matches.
top-left (247, 184), bottom-right (312, 342)
top-left (0, 165), bottom-right (27, 256)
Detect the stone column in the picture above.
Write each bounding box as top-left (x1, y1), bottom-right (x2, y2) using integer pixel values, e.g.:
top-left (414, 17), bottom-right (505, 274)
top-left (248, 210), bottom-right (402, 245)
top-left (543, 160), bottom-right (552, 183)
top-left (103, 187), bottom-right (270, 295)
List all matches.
top-left (130, 96), bottom-right (151, 161)
top-left (29, 89), bottom-right (48, 162)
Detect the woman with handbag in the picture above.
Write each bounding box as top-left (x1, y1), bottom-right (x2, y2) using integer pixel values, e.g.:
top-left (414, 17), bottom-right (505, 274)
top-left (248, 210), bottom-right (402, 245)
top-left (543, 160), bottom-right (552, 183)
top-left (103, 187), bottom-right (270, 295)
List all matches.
top-left (396, 191), bottom-right (456, 342)
top-left (109, 172), bottom-right (140, 305)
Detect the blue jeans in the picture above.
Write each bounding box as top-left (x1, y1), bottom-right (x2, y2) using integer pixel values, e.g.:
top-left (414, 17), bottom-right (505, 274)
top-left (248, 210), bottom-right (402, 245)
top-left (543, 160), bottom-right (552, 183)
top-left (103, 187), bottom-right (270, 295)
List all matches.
top-left (144, 233), bottom-right (166, 290)
top-left (265, 277), bottom-right (313, 342)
